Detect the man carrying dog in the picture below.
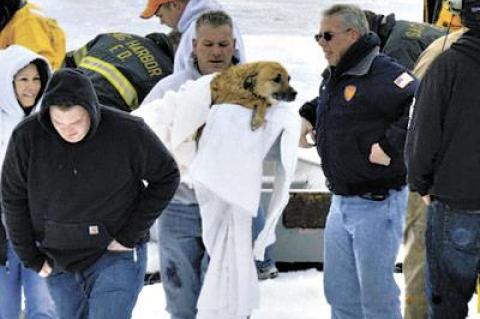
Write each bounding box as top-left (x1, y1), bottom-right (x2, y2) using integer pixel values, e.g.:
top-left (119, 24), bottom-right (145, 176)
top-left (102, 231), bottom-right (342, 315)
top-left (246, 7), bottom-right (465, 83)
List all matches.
top-left (299, 4), bottom-right (417, 318)
top-left (138, 11), bottom-right (242, 319)
top-left (1, 68), bottom-right (180, 318)
top-left (139, 0), bottom-right (245, 73)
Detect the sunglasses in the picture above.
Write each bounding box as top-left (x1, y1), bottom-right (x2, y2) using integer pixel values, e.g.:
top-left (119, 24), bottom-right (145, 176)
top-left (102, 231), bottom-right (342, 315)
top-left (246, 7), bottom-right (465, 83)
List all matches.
top-left (314, 28), bottom-right (351, 42)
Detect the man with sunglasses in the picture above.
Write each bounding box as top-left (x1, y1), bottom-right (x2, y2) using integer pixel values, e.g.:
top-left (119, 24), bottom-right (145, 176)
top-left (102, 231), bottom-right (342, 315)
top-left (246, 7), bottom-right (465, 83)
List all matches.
top-left (299, 4), bottom-right (417, 318)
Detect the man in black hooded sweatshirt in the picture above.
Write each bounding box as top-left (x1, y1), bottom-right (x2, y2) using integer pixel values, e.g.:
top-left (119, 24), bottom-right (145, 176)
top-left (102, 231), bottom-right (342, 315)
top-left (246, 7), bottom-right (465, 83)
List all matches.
top-left (298, 4), bottom-right (417, 318)
top-left (1, 68), bottom-right (180, 318)
top-left (406, 1), bottom-right (480, 317)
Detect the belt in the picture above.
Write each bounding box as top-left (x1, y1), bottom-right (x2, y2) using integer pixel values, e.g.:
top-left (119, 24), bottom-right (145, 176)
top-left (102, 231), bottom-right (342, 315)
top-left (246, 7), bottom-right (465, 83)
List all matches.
top-left (358, 192), bottom-right (388, 201)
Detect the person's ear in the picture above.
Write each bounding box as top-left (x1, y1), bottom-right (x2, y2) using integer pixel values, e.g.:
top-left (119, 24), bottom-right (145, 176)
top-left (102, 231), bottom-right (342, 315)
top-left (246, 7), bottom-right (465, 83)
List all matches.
top-left (350, 28), bottom-right (361, 41)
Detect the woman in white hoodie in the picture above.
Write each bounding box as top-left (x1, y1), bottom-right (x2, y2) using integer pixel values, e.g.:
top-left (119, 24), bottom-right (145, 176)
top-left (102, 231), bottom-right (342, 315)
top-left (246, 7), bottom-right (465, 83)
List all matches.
top-left (0, 44), bottom-right (56, 319)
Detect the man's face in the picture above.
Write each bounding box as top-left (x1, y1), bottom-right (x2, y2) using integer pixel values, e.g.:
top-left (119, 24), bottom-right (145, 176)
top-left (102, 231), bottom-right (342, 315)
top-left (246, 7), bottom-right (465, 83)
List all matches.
top-left (154, 1), bottom-right (184, 29)
top-left (317, 15), bottom-right (358, 66)
top-left (49, 105), bottom-right (91, 143)
top-left (192, 24), bottom-right (235, 75)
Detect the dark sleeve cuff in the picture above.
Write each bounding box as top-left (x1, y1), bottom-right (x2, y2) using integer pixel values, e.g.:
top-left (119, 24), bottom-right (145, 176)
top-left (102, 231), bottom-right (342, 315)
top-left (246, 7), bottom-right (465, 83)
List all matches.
top-left (28, 255), bottom-right (47, 273)
top-left (378, 136), bottom-right (396, 158)
top-left (114, 233), bottom-right (136, 249)
top-left (0, 242), bottom-right (6, 266)
top-left (408, 183), bottom-right (429, 197)
top-left (299, 97), bottom-right (318, 126)
top-left (415, 188), bottom-right (429, 197)
top-left (0, 225), bottom-right (6, 266)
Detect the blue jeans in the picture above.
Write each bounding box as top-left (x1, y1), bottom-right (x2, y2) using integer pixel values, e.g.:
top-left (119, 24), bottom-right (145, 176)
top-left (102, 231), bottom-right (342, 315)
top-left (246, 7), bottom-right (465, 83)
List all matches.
top-left (324, 187), bottom-right (407, 319)
top-left (425, 201), bottom-right (480, 319)
top-left (252, 205), bottom-right (276, 270)
top-left (158, 202), bottom-right (205, 319)
top-left (0, 242), bottom-right (57, 319)
top-left (46, 244), bottom-right (146, 319)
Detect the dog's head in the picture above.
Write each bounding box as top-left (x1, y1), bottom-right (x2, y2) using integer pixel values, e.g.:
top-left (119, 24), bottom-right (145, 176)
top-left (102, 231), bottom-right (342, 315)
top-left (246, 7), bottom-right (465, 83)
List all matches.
top-left (242, 62), bottom-right (297, 104)
top-left (211, 61), bottom-right (297, 107)
top-left (210, 61), bottom-right (297, 130)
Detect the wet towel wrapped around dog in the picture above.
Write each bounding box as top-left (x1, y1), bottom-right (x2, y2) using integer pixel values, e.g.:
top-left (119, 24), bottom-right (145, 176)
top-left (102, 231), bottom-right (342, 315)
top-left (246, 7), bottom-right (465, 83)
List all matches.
top-left (131, 73), bottom-right (216, 180)
top-left (189, 103), bottom-right (300, 318)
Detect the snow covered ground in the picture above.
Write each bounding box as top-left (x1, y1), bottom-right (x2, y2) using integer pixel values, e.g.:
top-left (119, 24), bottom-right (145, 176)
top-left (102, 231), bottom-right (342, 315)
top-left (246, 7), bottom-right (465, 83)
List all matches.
top-left (134, 270), bottom-right (477, 318)
top-left (30, 0), bottom-right (479, 317)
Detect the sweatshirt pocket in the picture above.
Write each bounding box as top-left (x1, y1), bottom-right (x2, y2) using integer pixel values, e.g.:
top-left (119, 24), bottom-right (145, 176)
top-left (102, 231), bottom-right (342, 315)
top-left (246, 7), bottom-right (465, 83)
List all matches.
top-left (42, 220), bottom-right (113, 251)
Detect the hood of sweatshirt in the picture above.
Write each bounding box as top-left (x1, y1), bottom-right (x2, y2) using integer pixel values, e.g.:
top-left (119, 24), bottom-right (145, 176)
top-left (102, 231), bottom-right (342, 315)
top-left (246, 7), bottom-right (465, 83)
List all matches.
top-left (38, 68), bottom-right (101, 141)
top-left (177, 0), bottom-right (221, 33)
top-left (0, 44), bottom-right (51, 117)
top-left (451, 31), bottom-right (480, 65)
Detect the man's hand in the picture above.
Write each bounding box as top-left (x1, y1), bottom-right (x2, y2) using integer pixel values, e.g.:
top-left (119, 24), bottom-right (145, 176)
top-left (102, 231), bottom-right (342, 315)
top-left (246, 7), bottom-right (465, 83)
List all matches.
top-left (422, 195), bottom-right (431, 205)
top-left (299, 118), bottom-right (316, 148)
top-left (107, 239), bottom-right (133, 252)
top-left (38, 260), bottom-right (52, 278)
top-left (369, 143), bottom-right (391, 166)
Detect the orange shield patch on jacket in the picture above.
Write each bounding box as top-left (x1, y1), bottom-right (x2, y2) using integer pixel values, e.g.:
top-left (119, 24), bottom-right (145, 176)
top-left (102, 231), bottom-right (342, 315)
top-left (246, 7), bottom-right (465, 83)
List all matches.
top-left (344, 85), bottom-right (357, 102)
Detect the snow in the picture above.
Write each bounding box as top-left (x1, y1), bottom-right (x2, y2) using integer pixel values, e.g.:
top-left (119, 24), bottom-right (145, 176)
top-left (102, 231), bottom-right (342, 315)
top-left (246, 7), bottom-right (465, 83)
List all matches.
top-left (28, 0), bottom-right (479, 317)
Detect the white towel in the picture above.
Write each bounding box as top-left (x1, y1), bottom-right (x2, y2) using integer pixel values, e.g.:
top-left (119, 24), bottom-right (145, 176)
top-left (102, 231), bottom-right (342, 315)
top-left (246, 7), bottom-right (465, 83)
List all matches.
top-left (132, 74), bottom-right (215, 179)
top-left (189, 103), bottom-right (300, 318)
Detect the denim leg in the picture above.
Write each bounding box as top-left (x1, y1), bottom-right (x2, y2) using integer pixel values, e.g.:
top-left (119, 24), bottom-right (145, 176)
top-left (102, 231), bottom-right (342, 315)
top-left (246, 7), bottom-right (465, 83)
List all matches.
top-left (46, 271), bottom-right (88, 319)
top-left (252, 206), bottom-right (275, 269)
top-left (158, 203), bottom-right (205, 319)
top-left (425, 202), bottom-right (480, 319)
top-left (0, 244), bottom-right (22, 319)
top-left (324, 188), bottom-right (406, 319)
top-left (87, 244), bottom-right (147, 319)
top-left (46, 244), bottom-right (146, 319)
top-left (353, 188), bottom-right (405, 319)
top-left (324, 195), bottom-right (362, 319)
top-left (22, 257), bottom-right (57, 319)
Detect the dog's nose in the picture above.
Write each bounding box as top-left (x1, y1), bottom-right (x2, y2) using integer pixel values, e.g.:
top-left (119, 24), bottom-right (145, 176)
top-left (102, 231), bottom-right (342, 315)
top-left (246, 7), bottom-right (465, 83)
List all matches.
top-left (273, 87), bottom-right (297, 102)
top-left (286, 87), bottom-right (297, 101)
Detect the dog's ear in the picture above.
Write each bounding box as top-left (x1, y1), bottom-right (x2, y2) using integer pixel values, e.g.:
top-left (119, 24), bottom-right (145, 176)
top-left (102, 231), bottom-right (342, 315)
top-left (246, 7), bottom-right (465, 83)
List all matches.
top-left (243, 72), bottom-right (257, 90)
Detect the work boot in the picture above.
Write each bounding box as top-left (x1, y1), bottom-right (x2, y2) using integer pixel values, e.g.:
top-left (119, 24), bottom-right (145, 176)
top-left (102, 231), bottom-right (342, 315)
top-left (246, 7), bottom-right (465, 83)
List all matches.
top-left (257, 265), bottom-right (279, 280)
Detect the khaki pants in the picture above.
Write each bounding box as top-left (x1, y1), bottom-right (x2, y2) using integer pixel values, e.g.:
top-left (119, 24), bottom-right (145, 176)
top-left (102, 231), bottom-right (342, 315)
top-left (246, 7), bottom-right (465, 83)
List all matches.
top-left (403, 192), bottom-right (428, 319)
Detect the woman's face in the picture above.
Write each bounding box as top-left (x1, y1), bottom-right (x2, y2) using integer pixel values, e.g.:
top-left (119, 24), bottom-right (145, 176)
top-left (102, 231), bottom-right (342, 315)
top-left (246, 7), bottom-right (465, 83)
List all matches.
top-left (14, 63), bottom-right (41, 108)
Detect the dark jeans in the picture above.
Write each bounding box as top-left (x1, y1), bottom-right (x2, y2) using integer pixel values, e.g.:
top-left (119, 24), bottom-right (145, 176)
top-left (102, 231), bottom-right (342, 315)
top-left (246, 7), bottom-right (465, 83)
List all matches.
top-left (46, 243), bottom-right (146, 319)
top-left (426, 201), bottom-right (480, 319)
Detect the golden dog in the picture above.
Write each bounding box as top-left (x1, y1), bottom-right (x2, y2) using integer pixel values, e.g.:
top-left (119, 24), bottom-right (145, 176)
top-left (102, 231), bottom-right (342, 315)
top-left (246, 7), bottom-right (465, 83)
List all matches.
top-left (210, 61), bottom-right (297, 130)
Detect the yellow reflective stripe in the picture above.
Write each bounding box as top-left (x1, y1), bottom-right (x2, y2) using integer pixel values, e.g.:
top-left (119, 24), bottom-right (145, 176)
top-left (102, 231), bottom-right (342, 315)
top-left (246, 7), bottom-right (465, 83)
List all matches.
top-left (73, 46), bottom-right (88, 66)
top-left (477, 276), bottom-right (480, 313)
top-left (79, 56), bottom-right (138, 109)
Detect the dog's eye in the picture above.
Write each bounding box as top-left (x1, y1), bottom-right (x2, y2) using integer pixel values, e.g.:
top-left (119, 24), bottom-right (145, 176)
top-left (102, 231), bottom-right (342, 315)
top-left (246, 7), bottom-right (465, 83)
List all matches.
top-left (273, 74), bottom-right (282, 83)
